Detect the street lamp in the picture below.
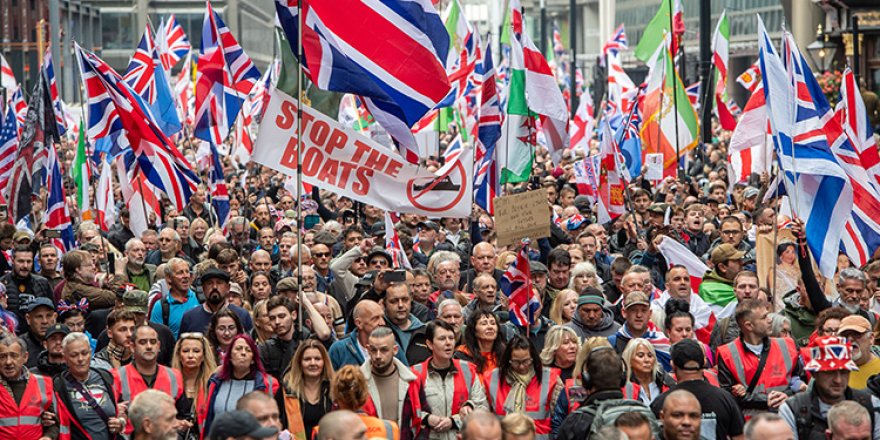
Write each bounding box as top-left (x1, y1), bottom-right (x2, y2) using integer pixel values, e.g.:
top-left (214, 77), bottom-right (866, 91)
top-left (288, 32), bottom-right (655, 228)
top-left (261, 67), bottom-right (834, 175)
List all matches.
top-left (807, 24), bottom-right (836, 72)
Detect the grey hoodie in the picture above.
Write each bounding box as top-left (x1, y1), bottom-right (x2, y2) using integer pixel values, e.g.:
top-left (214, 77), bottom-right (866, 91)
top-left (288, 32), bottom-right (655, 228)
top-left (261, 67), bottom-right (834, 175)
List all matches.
top-left (565, 306), bottom-right (621, 339)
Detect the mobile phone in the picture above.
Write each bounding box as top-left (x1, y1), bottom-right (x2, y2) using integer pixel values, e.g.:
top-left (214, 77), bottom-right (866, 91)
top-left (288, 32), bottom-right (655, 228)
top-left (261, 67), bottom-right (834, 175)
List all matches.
top-left (304, 214), bottom-right (320, 230)
top-left (44, 229), bottom-right (61, 239)
top-left (383, 269), bottom-right (407, 283)
top-left (108, 253), bottom-right (116, 274)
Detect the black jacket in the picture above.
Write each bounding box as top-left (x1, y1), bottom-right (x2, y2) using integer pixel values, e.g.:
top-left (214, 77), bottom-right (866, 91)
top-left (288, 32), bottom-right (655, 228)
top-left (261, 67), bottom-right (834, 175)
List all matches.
top-left (31, 350), bottom-right (68, 377)
top-left (259, 330), bottom-right (312, 379)
top-left (0, 272), bottom-right (53, 334)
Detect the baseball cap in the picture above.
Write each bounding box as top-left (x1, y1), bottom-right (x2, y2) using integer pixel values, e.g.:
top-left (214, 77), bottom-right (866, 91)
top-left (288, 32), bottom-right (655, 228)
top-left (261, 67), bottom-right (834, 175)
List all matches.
top-left (276, 277), bottom-right (298, 292)
top-left (13, 230), bottom-right (32, 243)
top-left (200, 267), bottom-right (231, 285)
top-left (123, 290), bottom-right (149, 314)
top-left (671, 339), bottom-right (705, 371)
top-left (367, 248), bottom-right (392, 266)
top-left (743, 187), bottom-right (760, 199)
top-left (710, 244), bottom-right (747, 265)
top-left (804, 336), bottom-right (859, 372)
top-left (27, 297), bottom-right (55, 313)
top-left (647, 203), bottom-right (667, 215)
top-left (623, 291), bottom-right (650, 309)
top-left (417, 220), bottom-right (440, 232)
top-left (369, 222), bottom-right (386, 237)
top-left (209, 410), bottom-right (278, 440)
top-left (838, 315), bottom-right (872, 335)
top-left (229, 283), bottom-right (244, 298)
top-left (44, 323), bottom-right (70, 340)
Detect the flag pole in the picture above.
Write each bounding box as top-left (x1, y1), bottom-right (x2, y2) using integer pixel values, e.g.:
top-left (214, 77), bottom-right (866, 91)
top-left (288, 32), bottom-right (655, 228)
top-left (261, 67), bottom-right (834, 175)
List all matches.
top-left (296, 0), bottom-right (304, 335)
top-left (770, 147), bottom-right (780, 294)
top-left (667, 0), bottom-right (682, 179)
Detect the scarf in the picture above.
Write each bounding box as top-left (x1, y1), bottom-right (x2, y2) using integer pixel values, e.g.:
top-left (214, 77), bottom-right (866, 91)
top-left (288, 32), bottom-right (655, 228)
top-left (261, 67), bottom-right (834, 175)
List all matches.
top-left (505, 370), bottom-right (535, 413)
top-left (0, 367), bottom-right (29, 398)
top-left (617, 322), bottom-right (672, 371)
top-left (108, 342), bottom-right (132, 369)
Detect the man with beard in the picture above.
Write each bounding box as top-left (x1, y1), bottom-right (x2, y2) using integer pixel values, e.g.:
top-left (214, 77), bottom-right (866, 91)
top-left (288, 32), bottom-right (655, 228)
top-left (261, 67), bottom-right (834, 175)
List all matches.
top-left (1, 245), bottom-right (54, 330)
top-left (361, 326), bottom-right (423, 436)
top-left (111, 325), bottom-right (184, 435)
top-left (259, 296), bottom-right (326, 379)
top-left (31, 323), bottom-right (69, 376)
top-left (179, 268), bottom-right (253, 335)
top-left (92, 309), bottom-right (136, 371)
top-left (780, 336), bottom-right (880, 438)
top-left (565, 288), bottom-right (621, 338)
top-left (120, 239), bottom-right (156, 293)
top-left (129, 389), bottom-right (179, 440)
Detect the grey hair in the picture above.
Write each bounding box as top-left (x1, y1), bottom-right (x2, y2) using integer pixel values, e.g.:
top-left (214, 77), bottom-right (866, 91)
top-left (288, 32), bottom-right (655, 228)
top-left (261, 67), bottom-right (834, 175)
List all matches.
top-left (163, 257), bottom-right (189, 278)
top-left (369, 326), bottom-right (395, 340)
top-left (129, 389), bottom-right (175, 432)
top-left (429, 251), bottom-right (460, 274)
top-left (61, 332), bottom-right (91, 352)
top-left (768, 313), bottom-right (791, 337)
top-left (436, 299), bottom-right (462, 316)
top-left (570, 262), bottom-right (599, 290)
top-left (0, 335), bottom-right (26, 352)
top-left (828, 401), bottom-right (870, 434)
top-left (159, 228), bottom-right (181, 242)
top-left (461, 409), bottom-right (501, 440)
top-left (174, 216), bottom-right (190, 226)
top-left (744, 413), bottom-right (786, 440)
top-left (838, 267), bottom-right (867, 287)
top-left (125, 238), bottom-right (145, 252)
top-left (292, 244), bottom-right (311, 260)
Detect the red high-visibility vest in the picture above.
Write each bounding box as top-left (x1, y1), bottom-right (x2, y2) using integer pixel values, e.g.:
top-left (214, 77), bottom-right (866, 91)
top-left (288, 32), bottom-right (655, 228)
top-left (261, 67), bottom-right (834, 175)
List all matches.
top-left (112, 363), bottom-right (184, 434)
top-left (717, 337), bottom-right (797, 397)
top-left (411, 358), bottom-right (477, 416)
top-left (0, 373), bottom-right (54, 439)
top-left (485, 367), bottom-right (560, 440)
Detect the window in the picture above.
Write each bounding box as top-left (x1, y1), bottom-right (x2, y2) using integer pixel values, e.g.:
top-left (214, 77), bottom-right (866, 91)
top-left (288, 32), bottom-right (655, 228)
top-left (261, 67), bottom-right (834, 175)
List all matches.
top-left (101, 12), bottom-right (135, 50)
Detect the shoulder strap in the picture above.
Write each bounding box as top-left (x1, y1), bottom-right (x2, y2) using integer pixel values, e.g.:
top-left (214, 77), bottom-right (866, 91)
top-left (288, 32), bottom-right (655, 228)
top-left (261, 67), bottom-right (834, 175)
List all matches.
top-left (161, 295), bottom-right (170, 327)
top-left (65, 371), bottom-right (113, 426)
top-left (745, 341), bottom-right (771, 396)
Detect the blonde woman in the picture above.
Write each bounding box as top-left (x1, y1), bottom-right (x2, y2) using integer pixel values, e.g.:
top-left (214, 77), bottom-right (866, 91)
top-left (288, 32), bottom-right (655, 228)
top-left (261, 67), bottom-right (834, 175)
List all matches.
top-left (172, 332), bottom-right (217, 438)
top-left (495, 251), bottom-right (517, 271)
top-left (568, 262), bottom-right (599, 293)
top-left (539, 326), bottom-right (580, 382)
top-left (501, 413), bottom-right (536, 440)
top-left (621, 338), bottom-right (668, 404)
top-left (549, 289), bottom-right (578, 325)
top-left (551, 338), bottom-right (613, 439)
top-left (277, 339), bottom-right (335, 440)
top-left (251, 299), bottom-right (273, 343)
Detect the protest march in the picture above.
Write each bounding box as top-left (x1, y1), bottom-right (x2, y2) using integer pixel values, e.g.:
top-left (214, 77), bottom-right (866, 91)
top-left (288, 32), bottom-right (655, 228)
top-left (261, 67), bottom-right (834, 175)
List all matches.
top-left (1, 0), bottom-right (880, 439)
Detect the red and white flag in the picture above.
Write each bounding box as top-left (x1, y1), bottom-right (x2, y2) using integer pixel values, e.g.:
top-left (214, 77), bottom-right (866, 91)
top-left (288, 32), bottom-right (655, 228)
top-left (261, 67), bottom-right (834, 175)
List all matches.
top-left (0, 53), bottom-right (15, 92)
top-left (656, 236), bottom-right (708, 295)
top-left (736, 61), bottom-right (761, 92)
top-left (570, 91), bottom-right (594, 153)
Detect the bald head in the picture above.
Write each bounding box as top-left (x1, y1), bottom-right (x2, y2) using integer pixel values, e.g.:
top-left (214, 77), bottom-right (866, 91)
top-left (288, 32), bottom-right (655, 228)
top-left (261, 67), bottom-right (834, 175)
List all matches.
top-left (317, 410), bottom-right (367, 440)
top-left (462, 409), bottom-right (502, 440)
top-left (353, 300), bottom-right (385, 338)
top-left (471, 242), bottom-right (497, 273)
top-left (661, 390), bottom-right (701, 440)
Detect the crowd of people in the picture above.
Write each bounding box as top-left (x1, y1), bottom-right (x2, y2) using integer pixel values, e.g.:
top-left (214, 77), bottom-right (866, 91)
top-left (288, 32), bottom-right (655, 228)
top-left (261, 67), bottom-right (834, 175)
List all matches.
top-left (2, 126), bottom-right (880, 440)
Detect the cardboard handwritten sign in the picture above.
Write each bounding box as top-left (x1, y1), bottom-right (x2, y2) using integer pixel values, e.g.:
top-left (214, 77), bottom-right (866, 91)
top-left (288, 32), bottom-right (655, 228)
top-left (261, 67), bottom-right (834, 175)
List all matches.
top-left (493, 190), bottom-right (551, 247)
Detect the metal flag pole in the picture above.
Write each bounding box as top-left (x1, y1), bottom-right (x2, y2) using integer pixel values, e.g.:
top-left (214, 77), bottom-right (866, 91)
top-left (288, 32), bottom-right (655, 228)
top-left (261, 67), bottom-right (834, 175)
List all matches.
top-left (296, 0), bottom-right (304, 335)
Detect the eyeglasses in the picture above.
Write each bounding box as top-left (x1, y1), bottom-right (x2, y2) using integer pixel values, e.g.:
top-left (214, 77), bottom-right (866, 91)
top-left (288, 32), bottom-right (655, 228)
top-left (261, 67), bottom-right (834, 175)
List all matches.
top-left (510, 358), bottom-right (533, 367)
top-left (216, 326), bottom-right (238, 335)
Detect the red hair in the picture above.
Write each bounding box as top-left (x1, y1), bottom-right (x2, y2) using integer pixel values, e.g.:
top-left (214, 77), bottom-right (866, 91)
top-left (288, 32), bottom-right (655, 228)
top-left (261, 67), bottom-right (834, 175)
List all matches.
top-left (217, 333), bottom-right (266, 380)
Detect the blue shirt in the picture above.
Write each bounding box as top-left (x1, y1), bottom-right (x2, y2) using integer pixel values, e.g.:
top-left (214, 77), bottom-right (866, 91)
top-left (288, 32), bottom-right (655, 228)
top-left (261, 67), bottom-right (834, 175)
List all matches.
top-left (179, 303), bottom-right (255, 335)
top-left (149, 289), bottom-right (200, 338)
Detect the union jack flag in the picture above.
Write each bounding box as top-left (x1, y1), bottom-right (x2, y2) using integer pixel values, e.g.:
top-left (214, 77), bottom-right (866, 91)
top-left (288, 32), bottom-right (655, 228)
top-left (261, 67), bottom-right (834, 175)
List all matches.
top-left (602, 24), bottom-right (628, 57)
top-left (837, 67), bottom-right (880, 192)
top-left (474, 40), bottom-right (500, 215)
top-left (500, 244), bottom-right (539, 327)
top-left (195, 1), bottom-right (261, 146)
top-left (157, 15), bottom-right (192, 70)
top-left (274, 0), bottom-right (451, 164)
top-left (9, 86), bottom-right (26, 131)
top-left (384, 211), bottom-right (411, 269)
top-left (686, 82), bottom-right (700, 110)
top-left (43, 47), bottom-right (66, 136)
top-left (44, 144), bottom-right (75, 252)
top-left (124, 25), bottom-right (160, 103)
top-left (76, 43), bottom-right (199, 211)
top-left (208, 141), bottom-right (230, 227)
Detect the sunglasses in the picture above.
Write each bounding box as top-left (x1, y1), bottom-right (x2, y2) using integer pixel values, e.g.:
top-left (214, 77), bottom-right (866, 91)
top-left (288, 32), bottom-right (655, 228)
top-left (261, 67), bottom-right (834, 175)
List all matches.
top-left (313, 252), bottom-right (330, 258)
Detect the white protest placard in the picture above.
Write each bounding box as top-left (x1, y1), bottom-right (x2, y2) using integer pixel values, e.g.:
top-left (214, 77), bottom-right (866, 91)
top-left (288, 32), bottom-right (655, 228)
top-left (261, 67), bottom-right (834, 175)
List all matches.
top-left (645, 153), bottom-right (664, 181)
top-left (253, 89), bottom-right (473, 217)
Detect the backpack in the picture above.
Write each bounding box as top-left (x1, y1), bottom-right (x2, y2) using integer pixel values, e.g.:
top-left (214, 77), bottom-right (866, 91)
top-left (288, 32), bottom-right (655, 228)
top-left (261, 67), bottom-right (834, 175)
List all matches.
top-left (160, 289), bottom-right (206, 327)
top-left (576, 398), bottom-right (661, 436)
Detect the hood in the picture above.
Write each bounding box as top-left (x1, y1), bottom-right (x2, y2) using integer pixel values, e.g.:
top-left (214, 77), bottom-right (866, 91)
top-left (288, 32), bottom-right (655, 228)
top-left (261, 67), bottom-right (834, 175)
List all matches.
top-left (702, 269), bottom-right (734, 285)
top-left (388, 314), bottom-right (425, 333)
top-left (36, 351), bottom-right (68, 376)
